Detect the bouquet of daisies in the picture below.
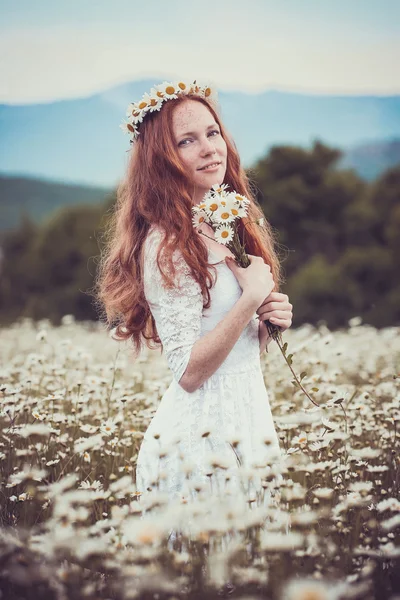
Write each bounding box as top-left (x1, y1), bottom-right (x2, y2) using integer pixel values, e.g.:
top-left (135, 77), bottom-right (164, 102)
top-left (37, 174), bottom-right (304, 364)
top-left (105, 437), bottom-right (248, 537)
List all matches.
top-left (191, 184), bottom-right (282, 342)
top-left (192, 184), bottom-right (320, 408)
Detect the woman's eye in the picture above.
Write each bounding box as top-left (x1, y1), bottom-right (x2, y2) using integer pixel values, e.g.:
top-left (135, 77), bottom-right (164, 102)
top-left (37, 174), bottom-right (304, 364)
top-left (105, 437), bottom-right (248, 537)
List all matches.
top-left (208, 129), bottom-right (220, 137)
top-left (178, 138), bottom-right (191, 146)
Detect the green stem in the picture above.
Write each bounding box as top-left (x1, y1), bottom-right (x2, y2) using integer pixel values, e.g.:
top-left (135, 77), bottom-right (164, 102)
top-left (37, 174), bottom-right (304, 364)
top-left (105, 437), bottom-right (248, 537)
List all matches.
top-left (264, 322), bottom-right (320, 408)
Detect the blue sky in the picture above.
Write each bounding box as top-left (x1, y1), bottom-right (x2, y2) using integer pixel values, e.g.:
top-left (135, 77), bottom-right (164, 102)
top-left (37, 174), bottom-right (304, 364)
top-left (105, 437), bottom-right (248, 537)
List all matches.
top-left (1, 0), bottom-right (399, 104)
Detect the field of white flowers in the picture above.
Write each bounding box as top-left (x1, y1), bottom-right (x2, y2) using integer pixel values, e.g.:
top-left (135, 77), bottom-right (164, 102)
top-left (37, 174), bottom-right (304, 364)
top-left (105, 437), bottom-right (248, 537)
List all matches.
top-left (0, 316), bottom-right (399, 600)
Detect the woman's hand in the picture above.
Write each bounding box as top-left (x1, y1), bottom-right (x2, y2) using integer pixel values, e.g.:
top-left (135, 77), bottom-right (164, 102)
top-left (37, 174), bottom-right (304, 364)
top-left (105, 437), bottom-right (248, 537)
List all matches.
top-left (256, 292), bottom-right (293, 332)
top-left (225, 254), bottom-right (275, 307)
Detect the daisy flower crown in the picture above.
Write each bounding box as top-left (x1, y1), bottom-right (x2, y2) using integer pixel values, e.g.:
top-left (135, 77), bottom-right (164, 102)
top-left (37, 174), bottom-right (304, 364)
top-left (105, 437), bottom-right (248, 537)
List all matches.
top-left (119, 80), bottom-right (218, 145)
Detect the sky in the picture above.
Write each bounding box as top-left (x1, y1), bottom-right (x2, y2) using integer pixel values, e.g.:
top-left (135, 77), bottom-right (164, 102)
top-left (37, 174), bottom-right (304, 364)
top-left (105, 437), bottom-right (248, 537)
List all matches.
top-left (1, 0), bottom-right (399, 105)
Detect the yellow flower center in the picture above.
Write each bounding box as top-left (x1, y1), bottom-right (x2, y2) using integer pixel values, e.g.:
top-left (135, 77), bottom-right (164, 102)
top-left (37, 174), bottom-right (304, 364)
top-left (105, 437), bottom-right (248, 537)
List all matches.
top-left (127, 124), bottom-right (135, 133)
top-left (138, 527), bottom-right (158, 545)
top-left (209, 203), bottom-right (218, 212)
top-left (165, 85), bottom-right (176, 95)
top-left (178, 82), bottom-right (186, 90)
top-left (149, 98), bottom-right (157, 106)
top-left (204, 87), bottom-right (211, 97)
top-left (199, 216), bottom-right (205, 223)
top-left (138, 101), bottom-right (147, 109)
top-left (221, 231), bottom-right (229, 238)
top-left (156, 91), bottom-right (164, 98)
top-left (299, 436), bottom-right (307, 444)
top-left (231, 208), bottom-right (238, 215)
top-left (221, 212), bottom-right (230, 220)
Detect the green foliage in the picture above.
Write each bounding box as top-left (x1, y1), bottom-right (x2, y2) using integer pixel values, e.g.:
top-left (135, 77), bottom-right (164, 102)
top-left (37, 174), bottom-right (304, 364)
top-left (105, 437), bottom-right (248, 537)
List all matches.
top-left (0, 143), bottom-right (399, 328)
top-left (0, 202), bottom-right (111, 324)
top-left (252, 142), bottom-right (400, 327)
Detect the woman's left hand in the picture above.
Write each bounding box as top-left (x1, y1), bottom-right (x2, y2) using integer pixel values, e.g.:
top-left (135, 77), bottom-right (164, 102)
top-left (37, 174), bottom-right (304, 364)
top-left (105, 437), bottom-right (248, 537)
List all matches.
top-left (256, 292), bottom-right (293, 332)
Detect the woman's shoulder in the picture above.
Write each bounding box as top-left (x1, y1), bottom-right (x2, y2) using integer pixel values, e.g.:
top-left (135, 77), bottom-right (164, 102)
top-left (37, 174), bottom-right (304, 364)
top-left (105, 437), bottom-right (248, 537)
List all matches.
top-left (144, 224), bottom-right (166, 255)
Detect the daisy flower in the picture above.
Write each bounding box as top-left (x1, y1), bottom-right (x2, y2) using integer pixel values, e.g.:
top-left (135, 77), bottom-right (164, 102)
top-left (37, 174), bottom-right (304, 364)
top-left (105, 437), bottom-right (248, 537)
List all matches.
top-left (291, 431), bottom-right (308, 447)
top-left (204, 196), bottom-right (221, 217)
top-left (100, 418), bottom-right (118, 437)
top-left (130, 101), bottom-right (149, 123)
top-left (176, 81), bottom-right (189, 93)
top-left (119, 120), bottom-right (137, 136)
top-left (210, 183), bottom-right (229, 196)
top-left (156, 81), bottom-right (179, 99)
top-left (125, 102), bottom-right (136, 117)
top-left (192, 210), bottom-right (209, 229)
top-left (147, 94), bottom-right (163, 112)
top-left (192, 200), bottom-right (209, 213)
top-left (232, 192), bottom-right (250, 207)
top-left (213, 206), bottom-right (236, 225)
top-left (214, 224), bottom-right (234, 245)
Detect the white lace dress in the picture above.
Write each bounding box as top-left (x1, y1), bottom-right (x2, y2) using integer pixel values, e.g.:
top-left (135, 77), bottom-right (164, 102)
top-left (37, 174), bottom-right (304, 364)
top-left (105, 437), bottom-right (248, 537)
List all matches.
top-left (135, 225), bottom-right (282, 504)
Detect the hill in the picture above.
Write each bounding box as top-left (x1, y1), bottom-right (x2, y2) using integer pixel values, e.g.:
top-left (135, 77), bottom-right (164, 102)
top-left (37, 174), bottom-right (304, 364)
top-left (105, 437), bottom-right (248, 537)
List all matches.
top-left (0, 175), bottom-right (112, 231)
top-left (0, 80), bottom-right (399, 186)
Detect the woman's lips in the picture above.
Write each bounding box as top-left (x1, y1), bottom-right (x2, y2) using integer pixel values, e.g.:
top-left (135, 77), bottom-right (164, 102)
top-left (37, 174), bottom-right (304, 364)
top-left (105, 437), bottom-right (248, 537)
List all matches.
top-left (198, 162), bottom-right (221, 172)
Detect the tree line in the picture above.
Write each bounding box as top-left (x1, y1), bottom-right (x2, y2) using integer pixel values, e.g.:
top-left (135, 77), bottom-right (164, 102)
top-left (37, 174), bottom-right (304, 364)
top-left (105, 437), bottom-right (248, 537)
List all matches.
top-left (0, 140), bottom-right (399, 328)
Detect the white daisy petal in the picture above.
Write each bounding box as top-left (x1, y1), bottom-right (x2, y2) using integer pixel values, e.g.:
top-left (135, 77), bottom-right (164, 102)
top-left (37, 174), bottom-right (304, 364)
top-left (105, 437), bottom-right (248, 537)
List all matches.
top-left (214, 224), bottom-right (234, 245)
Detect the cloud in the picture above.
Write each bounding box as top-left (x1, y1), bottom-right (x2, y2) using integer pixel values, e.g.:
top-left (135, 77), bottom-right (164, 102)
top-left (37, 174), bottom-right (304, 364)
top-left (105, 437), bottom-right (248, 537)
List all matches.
top-left (1, 18), bottom-right (399, 104)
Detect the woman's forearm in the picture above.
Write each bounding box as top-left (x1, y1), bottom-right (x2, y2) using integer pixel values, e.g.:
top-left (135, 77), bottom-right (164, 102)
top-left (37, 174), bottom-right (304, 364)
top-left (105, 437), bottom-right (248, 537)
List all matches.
top-left (179, 292), bottom-right (259, 393)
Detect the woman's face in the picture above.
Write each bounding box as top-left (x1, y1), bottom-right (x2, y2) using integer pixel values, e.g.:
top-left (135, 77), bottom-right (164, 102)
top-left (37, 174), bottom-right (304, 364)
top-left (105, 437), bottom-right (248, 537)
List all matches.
top-left (172, 99), bottom-right (227, 204)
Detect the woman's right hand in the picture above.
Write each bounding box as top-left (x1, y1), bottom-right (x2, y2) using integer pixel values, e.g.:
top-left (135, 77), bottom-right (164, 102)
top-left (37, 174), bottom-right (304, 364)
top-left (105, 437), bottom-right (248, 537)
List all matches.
top-left (224, 254), bottom-right (275, 307)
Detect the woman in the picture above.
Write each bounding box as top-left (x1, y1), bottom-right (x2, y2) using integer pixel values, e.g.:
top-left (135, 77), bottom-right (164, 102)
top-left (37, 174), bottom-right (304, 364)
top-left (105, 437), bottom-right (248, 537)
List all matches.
top-left (97, 81), bottom-right (293, 505)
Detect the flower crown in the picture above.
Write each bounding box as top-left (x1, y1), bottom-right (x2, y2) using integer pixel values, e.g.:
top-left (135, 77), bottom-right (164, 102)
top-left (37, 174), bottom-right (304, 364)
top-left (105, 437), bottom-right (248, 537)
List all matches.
top-left (119, 80), bottom-right (218, 145)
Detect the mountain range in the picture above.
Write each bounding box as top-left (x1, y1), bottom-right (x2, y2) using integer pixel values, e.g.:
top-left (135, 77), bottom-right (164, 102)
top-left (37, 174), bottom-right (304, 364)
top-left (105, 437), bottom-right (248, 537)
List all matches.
top-left (1, 80), bottom-right (400, 187)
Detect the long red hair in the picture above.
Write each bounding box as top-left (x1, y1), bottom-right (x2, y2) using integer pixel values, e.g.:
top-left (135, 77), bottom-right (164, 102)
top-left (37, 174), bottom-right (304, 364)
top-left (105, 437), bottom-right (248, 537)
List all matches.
top-left (96, 94), bottom-right (283, 358)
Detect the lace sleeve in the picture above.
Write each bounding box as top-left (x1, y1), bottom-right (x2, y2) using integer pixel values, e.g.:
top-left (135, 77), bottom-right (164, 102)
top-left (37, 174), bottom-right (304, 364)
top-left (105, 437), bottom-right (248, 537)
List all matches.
top-left (143, 227), bottom-right (204, 387)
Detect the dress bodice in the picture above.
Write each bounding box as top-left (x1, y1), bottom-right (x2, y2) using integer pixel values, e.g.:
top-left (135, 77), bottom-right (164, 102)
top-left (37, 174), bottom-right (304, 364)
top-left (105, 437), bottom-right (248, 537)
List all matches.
top-left (142, 225), bottom-right (260, 385)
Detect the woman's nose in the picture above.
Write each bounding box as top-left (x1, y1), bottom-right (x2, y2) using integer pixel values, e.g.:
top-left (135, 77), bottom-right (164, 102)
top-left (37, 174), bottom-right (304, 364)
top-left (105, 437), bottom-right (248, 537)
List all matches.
top-left (200, 136), bottom-right (216, 155)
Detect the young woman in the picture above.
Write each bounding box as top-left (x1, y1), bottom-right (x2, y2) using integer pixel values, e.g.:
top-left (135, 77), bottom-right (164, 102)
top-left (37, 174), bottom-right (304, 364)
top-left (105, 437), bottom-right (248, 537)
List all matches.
top-left (97, 81), bottom-right (293, 505)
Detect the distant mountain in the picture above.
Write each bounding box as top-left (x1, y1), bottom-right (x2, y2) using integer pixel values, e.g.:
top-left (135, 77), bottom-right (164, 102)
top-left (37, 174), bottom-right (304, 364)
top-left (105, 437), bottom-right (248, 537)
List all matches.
top-left (338, 139), bottom-right (400, 180)
top-left (0, 175), bottom-right (111, 231)
top-left (0, 80), bottom-right (400, 186)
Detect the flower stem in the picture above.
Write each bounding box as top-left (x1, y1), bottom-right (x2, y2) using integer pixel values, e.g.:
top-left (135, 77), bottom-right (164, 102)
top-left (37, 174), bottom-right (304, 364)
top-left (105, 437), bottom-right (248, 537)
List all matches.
top-left (265, 321), bottom-right (320, 408)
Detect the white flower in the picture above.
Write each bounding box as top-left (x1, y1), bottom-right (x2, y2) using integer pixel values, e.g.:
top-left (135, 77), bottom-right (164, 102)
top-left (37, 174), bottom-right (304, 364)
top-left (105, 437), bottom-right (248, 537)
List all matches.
top-left (210, 183), bottom-right (229, 196)
top-left (155, 81), bottom-right (179, 100)
top-left (291, 431), bottom-right (308, 447)
top-left (16, 423), bottom-right (52, 438)
top-left (125, 102), bottom-right (136, 117)
top-left (74, 433), bottom-right (104, 454)
top-left (147, 94), bottom-right (163, 112)
top-left (348, 480), bottom-right (373, 494)
top-left (213, 206), bottom-right (236, 225)
top-left (214, 224), bottom-right (234, 245)
top-left (348, 316), bottom-right (362, 327)
top-left (321, 417), bottom-right (336, 430)
top-left (313, 487), bottom-right (334, 500)
top-left (204, 195), bottom-right (221, 217)
top-left (281, 577), bottom-right (347, 600)
top-left (100, 418), bottom-right (118, 437)
top-left (260, 530), bottom-right (304, 551)
top-left (122, 515), bottom-right (168, 546)
top-left (192, 210), bottom-right (210, 229)
top-left (232, 192), bottom-right (250, 207)
top-left (119, 119), bottom-right (138, 138)
top-left (376, 498), bottom-right (400, 512)
top-left (130, 99), bottom-right (150, 123)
